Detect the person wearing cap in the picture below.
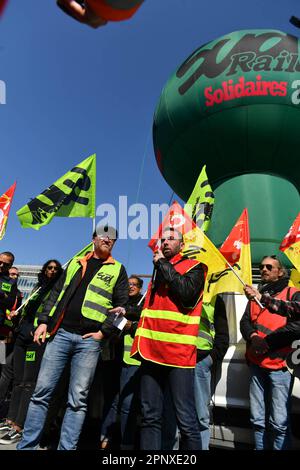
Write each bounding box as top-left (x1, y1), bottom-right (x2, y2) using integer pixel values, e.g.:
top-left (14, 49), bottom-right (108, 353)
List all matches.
top-left (18, 226), bottom-right (129, 450)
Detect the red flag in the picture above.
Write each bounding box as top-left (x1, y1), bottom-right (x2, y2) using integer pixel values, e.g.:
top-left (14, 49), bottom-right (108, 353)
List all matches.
top-left (148, 200), bottom-right (195, 252)
top-left (0, 0), bottom-right (8, 16)
top-left (220, 208), bottom-right (250, 264)
top-left (0, 182), bottom-right (16, 240)
top-left (280, 213), bottom-right (300, 252)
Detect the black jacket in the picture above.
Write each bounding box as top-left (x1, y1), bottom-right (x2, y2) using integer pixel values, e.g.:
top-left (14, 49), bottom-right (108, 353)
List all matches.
top-left (240, 277), bottom-right (300, 351)
top-left (0, 274), bottom-right (19, 326)
top-left (38, 260), bottom-right (128, 338)
top-left (153, 256), bottom-right (205, 309)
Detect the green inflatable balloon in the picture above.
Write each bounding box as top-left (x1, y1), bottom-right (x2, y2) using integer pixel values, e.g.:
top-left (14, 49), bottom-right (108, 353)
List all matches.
top-left (153, 29), bottom-right (300, 263)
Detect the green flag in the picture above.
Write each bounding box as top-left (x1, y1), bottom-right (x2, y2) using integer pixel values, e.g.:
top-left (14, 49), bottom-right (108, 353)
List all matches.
top-left (184, 165), bottom-right (214, 233)
top-left (17, 154), bottom-right (96, 229)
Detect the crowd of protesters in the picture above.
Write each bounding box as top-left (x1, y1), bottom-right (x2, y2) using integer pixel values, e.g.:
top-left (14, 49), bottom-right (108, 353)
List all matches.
top-left (0, 229), bottom-right (300, 451)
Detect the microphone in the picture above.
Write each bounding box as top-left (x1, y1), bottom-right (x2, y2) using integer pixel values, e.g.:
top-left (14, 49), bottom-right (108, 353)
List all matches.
top-left (151, 265), bottom-right (158, 290)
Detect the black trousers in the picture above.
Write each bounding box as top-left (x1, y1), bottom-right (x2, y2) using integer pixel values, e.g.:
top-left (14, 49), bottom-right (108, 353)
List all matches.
top-left (7, 335), bottom-right (46, 427)
top-left (0, 351), bottom-right (14, 405)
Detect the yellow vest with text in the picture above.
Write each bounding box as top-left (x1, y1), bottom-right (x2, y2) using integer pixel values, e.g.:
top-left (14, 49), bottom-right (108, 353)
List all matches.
top-left (48, 254), bottom-right (122, 331)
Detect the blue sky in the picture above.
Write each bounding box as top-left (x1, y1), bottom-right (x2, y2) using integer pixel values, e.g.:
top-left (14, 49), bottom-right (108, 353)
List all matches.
top-left (0, 0), bottom-right (298, 283)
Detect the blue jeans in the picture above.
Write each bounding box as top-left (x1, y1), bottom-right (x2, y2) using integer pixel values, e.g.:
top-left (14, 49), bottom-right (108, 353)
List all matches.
top-left (249, 363), bottom-right (294, 450)
top-left (17, 328), bottom-right (101, 450)
top-left (194, 354), bottom-right (213, 450)
top-left (140, 362), bottom-right (202, 450)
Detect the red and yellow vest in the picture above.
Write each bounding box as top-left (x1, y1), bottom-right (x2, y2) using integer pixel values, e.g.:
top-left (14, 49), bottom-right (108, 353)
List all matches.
top-left (246, 286), bottom-right (299, 370)
top-left (130, 255), bottom-right (206, 368)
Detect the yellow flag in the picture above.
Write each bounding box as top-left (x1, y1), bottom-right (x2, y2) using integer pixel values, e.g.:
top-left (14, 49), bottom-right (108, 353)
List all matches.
top-left (289, 268), bottom-right (300, 288)
top-left (203, 209), bottom-right (252, 302)
top-left (184, 165), bottom-right (214, 233)
top-left (182, 226), bottom-right (228, 302)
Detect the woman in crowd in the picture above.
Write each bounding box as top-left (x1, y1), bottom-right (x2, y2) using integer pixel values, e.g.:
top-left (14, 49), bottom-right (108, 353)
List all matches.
top-left (0, 259), bottom-right (63, 445)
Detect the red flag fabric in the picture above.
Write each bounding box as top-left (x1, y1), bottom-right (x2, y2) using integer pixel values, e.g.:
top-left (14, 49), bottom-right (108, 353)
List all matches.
top-left (148, 201), bottom-right (195, 252)
top-left (0, 0), bottom-right (8, 16)
top-left (220, 208), bottom-right (250, 264)
top-left (280, 213), bottom-right (300, 251)
top-left (0, 182), bottom-right (16, 240)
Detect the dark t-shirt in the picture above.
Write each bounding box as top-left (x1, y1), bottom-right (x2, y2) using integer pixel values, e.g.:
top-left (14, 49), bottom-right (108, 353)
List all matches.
top-left (61, 257), bottom-right (106, 334)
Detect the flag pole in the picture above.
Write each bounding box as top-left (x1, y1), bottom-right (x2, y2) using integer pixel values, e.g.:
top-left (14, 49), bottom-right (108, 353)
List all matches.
top-left (225, 261), bottom-right (263, 309)
top-left (92, 217), bottom-right (96, 233)
top-left (137, 291), bottom-right (146, 306)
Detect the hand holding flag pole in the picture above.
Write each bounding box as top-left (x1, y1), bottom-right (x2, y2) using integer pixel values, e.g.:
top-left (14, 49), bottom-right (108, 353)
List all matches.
top-left (224, 261), bottom-right (263, 309)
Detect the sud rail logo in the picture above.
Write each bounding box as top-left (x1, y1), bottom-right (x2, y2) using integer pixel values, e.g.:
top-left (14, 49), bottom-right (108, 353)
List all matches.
top-left (0, 79), bottom-right (6, 104)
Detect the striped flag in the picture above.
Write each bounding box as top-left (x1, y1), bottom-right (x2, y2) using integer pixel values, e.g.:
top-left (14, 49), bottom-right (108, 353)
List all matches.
top-left (148, 200), bottom-right (194, 252)
top-left (280, 213), bottom-right (300, 272)
top-left (203, 208), bottom-right (252, 302)
top-left (0, 182), bottom-right (16, 240)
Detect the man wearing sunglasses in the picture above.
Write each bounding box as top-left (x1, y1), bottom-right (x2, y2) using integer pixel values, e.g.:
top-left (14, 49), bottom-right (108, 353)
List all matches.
top-left (18, 225), bottom-right (128, 451)
top-left (0, 252), bottom-right (19, 330)
top-left (240, 255), bottom-right (300, 450)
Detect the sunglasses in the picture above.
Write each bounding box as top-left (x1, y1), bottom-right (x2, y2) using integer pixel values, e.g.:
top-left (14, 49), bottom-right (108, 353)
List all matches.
top-left (259, 263), bottom-right (276, 271)
top-left (0, 260), bottom-right (11, 268)
top-left (47, 265), bottom-right (59, 271)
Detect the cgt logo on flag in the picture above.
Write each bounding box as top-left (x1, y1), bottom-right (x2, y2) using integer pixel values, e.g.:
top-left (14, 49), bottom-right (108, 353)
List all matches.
top-left (148, 201), bottom-right (195, 252)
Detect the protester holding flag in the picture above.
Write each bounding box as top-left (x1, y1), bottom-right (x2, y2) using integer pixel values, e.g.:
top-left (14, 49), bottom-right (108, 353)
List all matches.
top-left (240, 255), bottom-right (300, 450)
top-left (0, 259), bottom-right (63, 445)
top-left (243, 283), bottom-right (300, 353)
top-left (18, 225), bottom-right (128, 451)
top-left (131, 222), bottom-right (207, 450)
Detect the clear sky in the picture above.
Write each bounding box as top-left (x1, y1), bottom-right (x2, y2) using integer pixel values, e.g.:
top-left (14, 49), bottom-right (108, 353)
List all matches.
top-left (0, 0), bottom-right (298, 282)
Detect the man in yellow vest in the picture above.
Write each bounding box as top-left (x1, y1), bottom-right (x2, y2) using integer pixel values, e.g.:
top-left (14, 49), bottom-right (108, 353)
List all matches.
top-left (18, 225), bottom-right (129, 450)
top-left (131, 227), bottom-right (206, 450)
top-left (240, 255), bottom-right (300, 450)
